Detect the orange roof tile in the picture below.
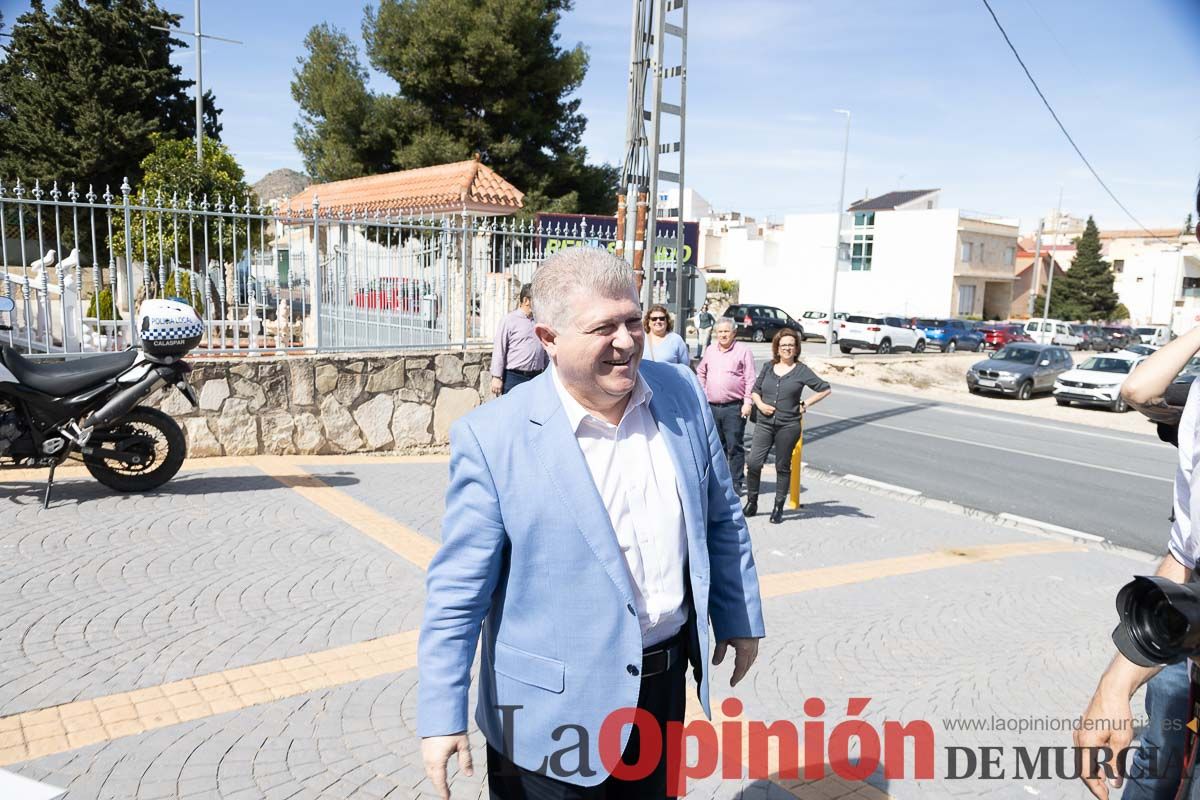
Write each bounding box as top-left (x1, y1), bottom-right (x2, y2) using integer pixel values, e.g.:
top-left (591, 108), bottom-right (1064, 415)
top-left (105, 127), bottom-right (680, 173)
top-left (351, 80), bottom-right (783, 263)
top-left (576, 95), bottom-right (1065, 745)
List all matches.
top-left (1098, 228), bottom-right (1184, 240)
top-left (287, 158), bottom-right (523, 216)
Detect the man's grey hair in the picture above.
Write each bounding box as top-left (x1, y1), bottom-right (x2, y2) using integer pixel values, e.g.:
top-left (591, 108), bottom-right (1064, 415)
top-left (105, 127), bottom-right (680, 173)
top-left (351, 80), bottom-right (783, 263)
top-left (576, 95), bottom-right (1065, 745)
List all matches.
top-left (714, 317), bottom-right (736, 331)
top-left (531, 247), bottom-right (638, 329)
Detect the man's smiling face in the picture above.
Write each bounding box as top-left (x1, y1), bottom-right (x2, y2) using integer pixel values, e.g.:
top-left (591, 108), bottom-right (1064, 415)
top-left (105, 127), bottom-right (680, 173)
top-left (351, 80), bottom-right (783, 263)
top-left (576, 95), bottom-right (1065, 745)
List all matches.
top-left (543, 288), bottom-right (645, 413)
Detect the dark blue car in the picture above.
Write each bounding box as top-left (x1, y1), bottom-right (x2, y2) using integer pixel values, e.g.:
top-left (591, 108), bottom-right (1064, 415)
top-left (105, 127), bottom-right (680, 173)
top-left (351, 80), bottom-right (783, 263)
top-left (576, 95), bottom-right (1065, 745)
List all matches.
top-left (912, 318), bottom-right (985, 352)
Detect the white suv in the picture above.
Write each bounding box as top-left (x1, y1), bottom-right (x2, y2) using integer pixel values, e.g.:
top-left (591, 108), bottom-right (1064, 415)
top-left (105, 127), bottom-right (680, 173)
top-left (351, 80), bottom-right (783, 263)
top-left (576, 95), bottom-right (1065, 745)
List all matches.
top-left (800, 310), bottom-right (846, 342)
top-left (838, 313), bottom-right (925, 354)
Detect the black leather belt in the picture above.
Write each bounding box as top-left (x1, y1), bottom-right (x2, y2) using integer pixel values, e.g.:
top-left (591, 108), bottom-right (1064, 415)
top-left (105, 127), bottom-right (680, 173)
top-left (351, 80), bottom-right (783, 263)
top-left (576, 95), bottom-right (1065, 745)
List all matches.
top-left (710, 400), bottom-right (742, 407)
top-left (642, 632), bottom-right (685, 678)
top-left (506, 367), bottom-right (543, 378)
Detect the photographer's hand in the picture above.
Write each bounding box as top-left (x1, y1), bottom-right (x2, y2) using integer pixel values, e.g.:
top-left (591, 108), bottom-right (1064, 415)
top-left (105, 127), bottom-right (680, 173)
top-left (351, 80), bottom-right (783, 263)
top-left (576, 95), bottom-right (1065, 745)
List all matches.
top-left (1076, 656), bottom-right (1153, 800)
top-left (1076, 555), bottom-right (1186, 798)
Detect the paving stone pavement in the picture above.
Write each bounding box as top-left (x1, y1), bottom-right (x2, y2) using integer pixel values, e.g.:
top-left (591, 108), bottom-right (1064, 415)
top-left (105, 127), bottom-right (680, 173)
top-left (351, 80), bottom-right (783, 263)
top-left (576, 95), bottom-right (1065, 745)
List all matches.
top-left (0, 455), bottom-right (1165, 799)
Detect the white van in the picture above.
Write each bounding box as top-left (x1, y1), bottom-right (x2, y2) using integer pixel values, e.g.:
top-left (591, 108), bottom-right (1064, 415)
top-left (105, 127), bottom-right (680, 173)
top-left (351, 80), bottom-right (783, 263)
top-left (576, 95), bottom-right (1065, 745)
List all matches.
top-left (1135, 325), bottom-right (1171, 347)
top-left (1023, 318), bottom-right (1082, 349)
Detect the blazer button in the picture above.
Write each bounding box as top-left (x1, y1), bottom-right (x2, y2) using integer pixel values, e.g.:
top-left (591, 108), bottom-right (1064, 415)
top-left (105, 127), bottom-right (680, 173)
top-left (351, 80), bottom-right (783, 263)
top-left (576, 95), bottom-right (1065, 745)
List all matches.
top-left (627, 664), bottom-right (639, 676)
top-left (627, 603), bottom-right (636, 616)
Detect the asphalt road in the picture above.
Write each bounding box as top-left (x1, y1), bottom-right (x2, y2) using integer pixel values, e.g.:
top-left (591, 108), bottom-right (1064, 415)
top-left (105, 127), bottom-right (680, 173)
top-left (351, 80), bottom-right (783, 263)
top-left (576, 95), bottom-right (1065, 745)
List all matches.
top-left (748, 381), bottom-right (1179, 555)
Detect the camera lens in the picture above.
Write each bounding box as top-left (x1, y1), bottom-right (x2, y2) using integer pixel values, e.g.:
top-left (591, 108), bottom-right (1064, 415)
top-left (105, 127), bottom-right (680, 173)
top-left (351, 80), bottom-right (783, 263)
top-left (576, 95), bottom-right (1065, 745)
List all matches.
top-left (1113, 575), bottom-right (1200, 666)
top-left (1145, 595), bottom-right (1188, 646)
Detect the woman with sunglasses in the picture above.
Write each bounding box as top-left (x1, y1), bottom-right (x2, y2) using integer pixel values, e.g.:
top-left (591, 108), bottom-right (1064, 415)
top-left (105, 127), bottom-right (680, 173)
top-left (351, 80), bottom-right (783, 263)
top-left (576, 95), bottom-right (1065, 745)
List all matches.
top-left (642, 304), bottom-right (691, 365)
top-left (744, 328), bottom-right (831, 523)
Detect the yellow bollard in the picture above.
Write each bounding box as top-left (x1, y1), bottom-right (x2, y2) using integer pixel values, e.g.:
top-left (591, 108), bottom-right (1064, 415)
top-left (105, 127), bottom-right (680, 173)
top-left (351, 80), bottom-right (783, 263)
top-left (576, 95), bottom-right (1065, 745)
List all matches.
top-left (788, 419), bottom-right (803, 509)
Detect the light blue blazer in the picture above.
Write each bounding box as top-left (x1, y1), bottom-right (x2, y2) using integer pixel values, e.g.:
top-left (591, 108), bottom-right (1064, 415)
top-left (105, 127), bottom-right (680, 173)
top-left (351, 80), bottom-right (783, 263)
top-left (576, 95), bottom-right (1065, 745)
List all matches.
top-left (417, 360), bottom-right (765, 786)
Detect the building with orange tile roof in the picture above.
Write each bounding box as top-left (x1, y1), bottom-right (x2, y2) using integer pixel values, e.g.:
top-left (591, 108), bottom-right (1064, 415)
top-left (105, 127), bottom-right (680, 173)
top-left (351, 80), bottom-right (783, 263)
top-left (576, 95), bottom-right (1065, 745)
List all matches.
top-left (287, 157), bottom-right (524, 217)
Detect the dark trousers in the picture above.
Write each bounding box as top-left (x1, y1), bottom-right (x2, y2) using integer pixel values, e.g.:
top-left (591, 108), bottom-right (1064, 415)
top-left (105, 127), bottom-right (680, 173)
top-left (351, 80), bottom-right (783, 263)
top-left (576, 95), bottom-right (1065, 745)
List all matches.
top-left (503, 368), bottom-right (543, 394)
top-left (746, 419), bottom-right (801, 504)
top-left (486, 645), bottom-right (687, 799)
top-left (710, 402), bottom-right (746, 488)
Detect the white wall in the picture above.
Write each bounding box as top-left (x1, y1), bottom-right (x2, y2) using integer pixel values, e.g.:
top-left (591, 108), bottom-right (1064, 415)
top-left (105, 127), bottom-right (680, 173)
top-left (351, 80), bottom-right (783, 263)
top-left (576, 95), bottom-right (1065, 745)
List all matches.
top-left (735, 209), bottom-right (960, 319)
top-left (735, 213), bottom-right (831, 318)
top-left (1111, 244), bottom-right (1183, 326)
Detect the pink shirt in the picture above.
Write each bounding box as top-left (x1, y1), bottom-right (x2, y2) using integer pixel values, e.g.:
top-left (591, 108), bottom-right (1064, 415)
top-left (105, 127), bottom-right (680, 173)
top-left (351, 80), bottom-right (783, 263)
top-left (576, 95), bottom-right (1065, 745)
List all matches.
top-left (696, 341), bottom-right (755, 404)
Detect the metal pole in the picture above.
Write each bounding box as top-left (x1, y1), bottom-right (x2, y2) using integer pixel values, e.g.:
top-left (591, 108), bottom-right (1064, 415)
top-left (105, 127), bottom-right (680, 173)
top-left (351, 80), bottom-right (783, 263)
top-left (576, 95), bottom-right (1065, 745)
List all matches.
top-left (195, 0), bottom-right (203, 165)
top-left (312, 195), bottom-right (321, 351)
top-left (122, 179), bottom-right (136, 344)
top-left (673, 0), bottom-right (689, 328)
top-left (826, 110), bottom-right (851, 356)
top-left (1040, 186), bottom-right (1063, 337)
top-left (1026, 219), bottom-right (1043, 317)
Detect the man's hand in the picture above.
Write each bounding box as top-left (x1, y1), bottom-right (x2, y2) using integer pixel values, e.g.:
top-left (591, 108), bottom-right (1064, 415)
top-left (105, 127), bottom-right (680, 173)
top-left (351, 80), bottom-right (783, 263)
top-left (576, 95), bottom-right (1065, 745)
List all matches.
top-left (422, 734), bottom-right (473, 799)
top-left (740, 401), bottom-right (753, 419)
top-left (713, 638), bottom-right (759, 687)
top-left (490, 376), bottom-right (503, 397)
top-left (1075, 680), bottom-right (1134, 800)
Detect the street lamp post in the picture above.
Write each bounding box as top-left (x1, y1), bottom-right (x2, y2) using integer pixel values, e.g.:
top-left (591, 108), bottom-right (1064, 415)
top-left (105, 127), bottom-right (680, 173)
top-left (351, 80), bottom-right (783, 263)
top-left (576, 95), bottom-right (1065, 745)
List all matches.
top-left (151, 0), bottom-right (242, 166)
top-left (826, 109), bottom-right (851, 357)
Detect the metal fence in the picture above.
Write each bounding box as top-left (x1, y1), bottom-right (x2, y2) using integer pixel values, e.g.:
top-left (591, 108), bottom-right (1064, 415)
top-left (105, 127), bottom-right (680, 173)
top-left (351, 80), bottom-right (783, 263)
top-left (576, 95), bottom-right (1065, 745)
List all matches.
top-left (0, 178), bottom-right (618, 359)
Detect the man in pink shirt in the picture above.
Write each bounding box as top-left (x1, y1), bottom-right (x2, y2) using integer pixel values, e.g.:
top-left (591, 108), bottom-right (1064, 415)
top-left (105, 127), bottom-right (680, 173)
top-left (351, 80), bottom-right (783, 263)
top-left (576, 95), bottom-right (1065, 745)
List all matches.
top-left (696, 317), bottom-right (756, 494)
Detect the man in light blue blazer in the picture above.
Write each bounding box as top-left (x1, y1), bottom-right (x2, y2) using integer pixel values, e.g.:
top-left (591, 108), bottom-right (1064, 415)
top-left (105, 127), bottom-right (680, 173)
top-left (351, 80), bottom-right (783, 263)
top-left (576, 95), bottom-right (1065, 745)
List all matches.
top-left (419, 247), bottom-right (766, 798)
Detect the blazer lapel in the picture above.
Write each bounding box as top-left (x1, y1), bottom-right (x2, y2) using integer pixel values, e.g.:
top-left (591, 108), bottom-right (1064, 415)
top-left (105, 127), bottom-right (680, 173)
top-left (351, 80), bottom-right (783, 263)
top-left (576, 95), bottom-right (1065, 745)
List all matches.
top-left (527, 372), bottom-right (635, 604)
top-left (644, 367), bottom-right (706, 548)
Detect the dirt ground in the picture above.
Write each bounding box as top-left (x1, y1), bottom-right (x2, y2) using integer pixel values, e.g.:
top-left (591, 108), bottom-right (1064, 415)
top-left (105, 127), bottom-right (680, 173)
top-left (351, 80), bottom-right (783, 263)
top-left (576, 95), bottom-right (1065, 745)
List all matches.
top-left (801, 350), bottom-right (1162, 437)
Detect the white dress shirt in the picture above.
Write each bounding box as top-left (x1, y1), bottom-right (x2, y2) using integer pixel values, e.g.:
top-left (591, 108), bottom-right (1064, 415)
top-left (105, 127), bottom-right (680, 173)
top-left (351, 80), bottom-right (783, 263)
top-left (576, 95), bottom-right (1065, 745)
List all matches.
top-left (551, 367), bottom-right (689, 647)
top-left (1173, 379), bottom-right (1200, 567)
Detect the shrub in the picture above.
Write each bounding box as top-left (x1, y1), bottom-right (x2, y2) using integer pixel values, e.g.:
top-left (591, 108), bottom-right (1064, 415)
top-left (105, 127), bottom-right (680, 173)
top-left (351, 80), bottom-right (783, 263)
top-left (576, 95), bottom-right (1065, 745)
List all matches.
top-left (85, 288), bottom-right (122, 320)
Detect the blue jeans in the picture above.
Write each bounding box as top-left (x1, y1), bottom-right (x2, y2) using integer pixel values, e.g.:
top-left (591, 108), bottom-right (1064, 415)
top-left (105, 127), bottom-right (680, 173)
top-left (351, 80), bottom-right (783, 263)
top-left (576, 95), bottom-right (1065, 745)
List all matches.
top-left (1127, 661), bottom-right (1189, 800)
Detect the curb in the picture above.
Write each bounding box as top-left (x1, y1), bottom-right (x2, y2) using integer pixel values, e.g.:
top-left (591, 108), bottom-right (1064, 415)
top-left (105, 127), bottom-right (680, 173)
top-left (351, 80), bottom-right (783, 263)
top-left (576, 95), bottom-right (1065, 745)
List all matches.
top-left (781, 462), bottom-right (1161, 566)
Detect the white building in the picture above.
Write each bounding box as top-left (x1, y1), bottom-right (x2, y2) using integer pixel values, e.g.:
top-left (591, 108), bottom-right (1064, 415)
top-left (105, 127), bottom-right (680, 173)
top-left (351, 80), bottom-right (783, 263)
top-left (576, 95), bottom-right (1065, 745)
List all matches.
top-left (725, 189), bottom-right (1019, 319)
top-left (655, 187), bottom-right (712, 222)
top-left (1105, 229), bottom-right (1200, 331)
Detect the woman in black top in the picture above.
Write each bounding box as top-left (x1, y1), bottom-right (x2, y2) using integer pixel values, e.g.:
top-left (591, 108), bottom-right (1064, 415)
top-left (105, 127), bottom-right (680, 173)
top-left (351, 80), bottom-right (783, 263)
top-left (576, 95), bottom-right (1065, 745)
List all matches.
top-left (744, 328), bottom-right (832, 523)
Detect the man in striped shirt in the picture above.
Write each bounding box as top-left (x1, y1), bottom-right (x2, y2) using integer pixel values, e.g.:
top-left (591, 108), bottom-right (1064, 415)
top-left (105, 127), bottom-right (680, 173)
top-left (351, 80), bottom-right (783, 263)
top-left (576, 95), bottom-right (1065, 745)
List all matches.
top-left (490, 284), bottom-right (548, 396)
top-left (696, 317), bottom-right (756, 494)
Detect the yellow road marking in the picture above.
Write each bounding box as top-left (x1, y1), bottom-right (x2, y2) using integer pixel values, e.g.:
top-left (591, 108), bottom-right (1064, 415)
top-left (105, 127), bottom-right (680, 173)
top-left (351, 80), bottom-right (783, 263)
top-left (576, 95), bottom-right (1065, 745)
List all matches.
top-left (249, 456), bottom-right (439, 571)
top-left (0, 453), bottom-right (449, 485)
top-left (759, 541), bottom-right (1084, 599)
top-left (0, 631), bottom-right (418, 767)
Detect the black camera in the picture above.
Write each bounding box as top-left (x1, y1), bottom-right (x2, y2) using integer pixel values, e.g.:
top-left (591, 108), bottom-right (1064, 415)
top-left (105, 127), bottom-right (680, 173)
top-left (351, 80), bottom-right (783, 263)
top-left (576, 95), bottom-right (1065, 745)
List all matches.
top-left (1112, 575), bottom-right (1200, 666)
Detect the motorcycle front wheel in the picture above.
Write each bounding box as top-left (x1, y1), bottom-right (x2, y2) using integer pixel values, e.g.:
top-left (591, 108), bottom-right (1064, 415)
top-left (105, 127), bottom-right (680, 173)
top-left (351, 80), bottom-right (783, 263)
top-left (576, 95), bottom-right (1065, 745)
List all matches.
top-left (83, 406), bottom-right (187, 493)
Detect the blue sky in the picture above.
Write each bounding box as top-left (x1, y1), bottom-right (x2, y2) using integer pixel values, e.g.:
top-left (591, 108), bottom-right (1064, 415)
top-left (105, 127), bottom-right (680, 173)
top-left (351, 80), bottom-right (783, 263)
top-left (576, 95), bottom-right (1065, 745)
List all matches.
top-left (4, 0), bottom-right (1198, 233)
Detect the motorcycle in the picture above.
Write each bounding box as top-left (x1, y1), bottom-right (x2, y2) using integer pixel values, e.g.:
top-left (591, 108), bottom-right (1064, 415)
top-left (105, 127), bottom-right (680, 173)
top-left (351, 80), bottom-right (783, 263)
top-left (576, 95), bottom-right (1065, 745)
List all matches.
top-left (0, 296), bottom-right (202, 507)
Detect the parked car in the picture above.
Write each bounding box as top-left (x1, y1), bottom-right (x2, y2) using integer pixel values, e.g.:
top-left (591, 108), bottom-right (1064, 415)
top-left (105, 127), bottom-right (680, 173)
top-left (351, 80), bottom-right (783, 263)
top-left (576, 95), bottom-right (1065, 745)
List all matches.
top-left (350, 276), bottom-right (431, 311)
top-left (1137, 356), bottom-right (1200, 431)
top-left (1099, 325), bottom-right (1136, 351)
top-left (965, 343), bottom-right (1074, 400)
top-left (1134, 325), bottom-right (1172, 346)
top-left (1072, 324), bottom-right (1107, 351)
top-left (800, 310), bottom-right (847, 342)
top-left (911, 318), bottom-right (985, 352)
top-left (1119, 343), bottom-right (1159, 357)
top-left (1023, 318), bottom-right (1083, 349)
top-left (723, 303), bottom-right (804, 343)
top-left (1053, 352), bottom-right (1147, 412)
top-left (978, 323), bottom-right (1034, 350)
top-left (838, 313), bottom-right (925, 354)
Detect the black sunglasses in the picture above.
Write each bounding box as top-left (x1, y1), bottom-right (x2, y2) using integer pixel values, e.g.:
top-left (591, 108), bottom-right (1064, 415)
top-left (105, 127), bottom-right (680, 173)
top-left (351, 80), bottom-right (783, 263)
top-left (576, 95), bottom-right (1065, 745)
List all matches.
top-left (649, 316), bottom-right (667, 321)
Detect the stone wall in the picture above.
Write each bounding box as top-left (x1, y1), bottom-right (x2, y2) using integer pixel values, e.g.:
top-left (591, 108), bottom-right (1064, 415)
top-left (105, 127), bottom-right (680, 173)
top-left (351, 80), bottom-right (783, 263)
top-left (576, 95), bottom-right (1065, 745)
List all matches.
top-left (144, 350), bottom-right (492, 457)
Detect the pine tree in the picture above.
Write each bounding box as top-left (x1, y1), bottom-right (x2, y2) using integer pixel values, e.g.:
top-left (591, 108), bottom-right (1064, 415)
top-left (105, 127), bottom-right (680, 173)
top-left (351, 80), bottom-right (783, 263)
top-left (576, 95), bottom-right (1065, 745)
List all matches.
top-left (1047, 216), bottom-right (1119, 321)
top-left (291, 0), bottom-right (617, 214)
top-left (0, 0), bottom-right (222, 189)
